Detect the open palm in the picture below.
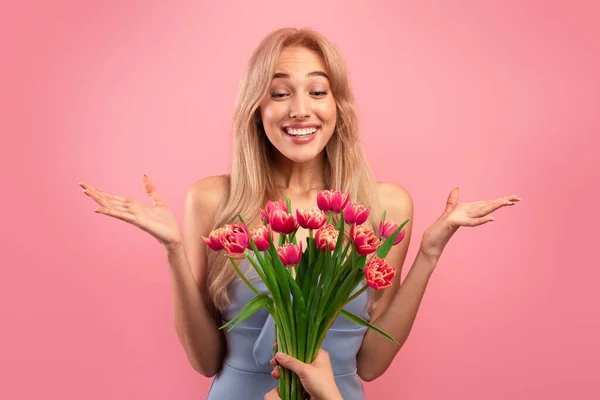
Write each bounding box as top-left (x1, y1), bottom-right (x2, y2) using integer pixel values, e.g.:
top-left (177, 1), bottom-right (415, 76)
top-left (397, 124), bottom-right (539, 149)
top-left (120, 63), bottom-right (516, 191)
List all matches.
top-left (79, 174), bottom-right (182, 250)
top-left (420, 187), bottom-right (520, 260)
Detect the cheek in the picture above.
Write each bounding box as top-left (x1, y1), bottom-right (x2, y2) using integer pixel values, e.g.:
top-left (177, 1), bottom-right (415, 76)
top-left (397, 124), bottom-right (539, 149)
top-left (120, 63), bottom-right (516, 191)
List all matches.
top-left (261, 100), bottom-right (286, 123)
top-left (317, 99), bottom-right (337, 123)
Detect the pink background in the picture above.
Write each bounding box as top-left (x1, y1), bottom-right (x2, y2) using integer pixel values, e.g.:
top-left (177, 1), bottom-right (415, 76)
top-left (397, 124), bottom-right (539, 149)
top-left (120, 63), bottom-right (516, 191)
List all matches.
top-left (2, 0), bottom-right (599, 399)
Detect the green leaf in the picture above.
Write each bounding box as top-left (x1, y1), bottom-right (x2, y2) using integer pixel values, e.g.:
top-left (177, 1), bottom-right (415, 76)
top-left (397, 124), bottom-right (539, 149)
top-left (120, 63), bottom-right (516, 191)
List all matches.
top-left (339, 309), bottom-right (400, 345)
top-left (285, 194), bottom-right (292, 214)
top-left (220, 294), bottom-right (272, 331)
top-left (376, 218), bottom-right (410, 259)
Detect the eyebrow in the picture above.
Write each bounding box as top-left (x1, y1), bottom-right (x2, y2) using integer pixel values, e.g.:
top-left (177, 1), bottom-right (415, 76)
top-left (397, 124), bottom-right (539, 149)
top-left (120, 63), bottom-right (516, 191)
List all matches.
top-left (273, 71), bottom-right (330, 80)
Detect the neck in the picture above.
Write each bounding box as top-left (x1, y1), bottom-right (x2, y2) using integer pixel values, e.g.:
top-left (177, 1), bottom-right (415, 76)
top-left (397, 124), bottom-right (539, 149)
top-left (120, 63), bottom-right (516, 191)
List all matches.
top-left (271, 152), bottom-right (327, 196)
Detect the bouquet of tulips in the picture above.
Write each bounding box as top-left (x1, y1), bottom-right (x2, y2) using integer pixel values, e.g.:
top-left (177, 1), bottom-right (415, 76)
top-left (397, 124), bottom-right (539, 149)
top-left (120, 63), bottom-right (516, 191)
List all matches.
top-left (203, 190), bottom-right (409, 400)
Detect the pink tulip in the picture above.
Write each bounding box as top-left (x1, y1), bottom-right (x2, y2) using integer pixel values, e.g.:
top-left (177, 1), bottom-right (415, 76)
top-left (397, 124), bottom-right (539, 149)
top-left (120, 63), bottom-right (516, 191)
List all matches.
top-left (315, 224), bottom-right (339, 251)
top-left (202, 227), bottom-right (226, 251)
top-left (296, 208), bottom-right (327, 230)
top-left (219, 224), bottom-right (250, 257)
top-left (260, 200), bottom-right (287, 224)
top-left (350, 224), bottom-right (381, 256)
top-left (364, 256), bottom-right (396, 289)
top-left (248, 225), bottom-right (273, 251)
top-left (343, 202), bottom-right (370, 225)
top-left (277, 242), bottom-right (303, 267)
top-left (316, 190), bottom-right (350, 213)
top-left (378, 218), bottom-right (406, 245)
top-left (270, 209), bottom-right (298, 235)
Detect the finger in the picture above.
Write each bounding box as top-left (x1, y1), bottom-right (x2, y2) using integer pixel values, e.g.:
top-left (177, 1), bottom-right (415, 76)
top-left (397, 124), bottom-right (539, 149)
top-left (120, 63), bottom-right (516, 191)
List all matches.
top-left (271, 366), bottom-right (280, 379)
top-left (85, 188), bottom-right (132, 214)
top-left (82, 187), bottom-right (111, 208)
top-left (462, 215), bottom-right (496, 227)
top-left (445, 187), bottom-right (460, 213)
top-left (274, 352), bottom-right (306, 376)
top-left (141, 174), bottom-right (163, 206)
top-left (475, 195), bottom-right (520, 216)
top-left (80, 182), bottom-right (129, 203)
top-left (94, 206), bottom-right (138, 224)
top-left (270, 356), bottom-right (279, 367)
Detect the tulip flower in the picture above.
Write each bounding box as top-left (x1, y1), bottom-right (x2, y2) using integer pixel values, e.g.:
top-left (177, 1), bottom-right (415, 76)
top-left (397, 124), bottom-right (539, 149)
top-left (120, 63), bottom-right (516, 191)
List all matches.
top-left (260, 199), bottom-right (287, 224)
top-left (248, 225), bottom-right (273, 252)
top-left (315, 224), bottom-right (339, 251)
top-left (270, 209), bottom-right (298, 235)
top-left (343, 202), bottom-right (370, 225)
top-left (277, 242), bottom-right (303, 267)
top-left (350, 224), bottom-right (381, 256)
top-left (220, 224), bottom-right (250, 257)
top-left (378, 218), bottom-right (406, 245)
top-left (202, 227), bottom-right (226, 251)
top-left (296, 208), bottom-right (328, 230)
top-left (317, 190), bottom-right (350, 213)
top-left (364, 256), bottom-right (396, 289)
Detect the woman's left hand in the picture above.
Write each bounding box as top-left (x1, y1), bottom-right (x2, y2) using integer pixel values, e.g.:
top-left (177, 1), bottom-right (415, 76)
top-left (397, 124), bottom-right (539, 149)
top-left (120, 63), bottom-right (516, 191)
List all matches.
top-left (419, 187), bottom-right (521, 261)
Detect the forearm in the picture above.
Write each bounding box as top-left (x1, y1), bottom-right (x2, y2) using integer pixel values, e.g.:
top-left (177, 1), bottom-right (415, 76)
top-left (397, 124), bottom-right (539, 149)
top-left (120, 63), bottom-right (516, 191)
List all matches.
top-left (165, 245), bottom-right (224, 377)
top-left (357, 250), bottom-right (438, 381)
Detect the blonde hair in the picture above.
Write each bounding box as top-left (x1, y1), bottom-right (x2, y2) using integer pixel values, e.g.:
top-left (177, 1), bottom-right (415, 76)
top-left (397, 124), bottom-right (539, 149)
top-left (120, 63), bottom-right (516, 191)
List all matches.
top-left (207, 27), bottom-right (384, 315)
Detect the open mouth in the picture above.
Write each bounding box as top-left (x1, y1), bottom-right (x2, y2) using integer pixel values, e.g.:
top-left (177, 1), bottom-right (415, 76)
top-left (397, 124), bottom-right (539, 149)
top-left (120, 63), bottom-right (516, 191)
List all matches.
top-left (282, 127), bottom-right (319, 137)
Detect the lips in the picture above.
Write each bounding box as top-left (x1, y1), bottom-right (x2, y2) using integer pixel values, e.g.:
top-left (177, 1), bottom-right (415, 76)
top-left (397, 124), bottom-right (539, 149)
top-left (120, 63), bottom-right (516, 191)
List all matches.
top-left (284, 127), bottom-right (318, 136)
top-left (282, 123), bottom-right (321, 137)
top-left (281, 127), bottom-right (319, 144)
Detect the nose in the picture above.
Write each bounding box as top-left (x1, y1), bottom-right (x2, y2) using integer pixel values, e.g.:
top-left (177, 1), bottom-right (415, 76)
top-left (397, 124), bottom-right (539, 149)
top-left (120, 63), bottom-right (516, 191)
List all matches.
top-left (289, 94), bottom-right (311, 119)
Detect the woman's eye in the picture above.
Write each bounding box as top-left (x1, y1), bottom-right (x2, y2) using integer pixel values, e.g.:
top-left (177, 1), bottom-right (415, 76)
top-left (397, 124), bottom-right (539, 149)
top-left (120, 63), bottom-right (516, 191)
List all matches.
top-left (271, 93), bottom-right (288, 98)
top-left (311, 91), bottom-right (328, 97)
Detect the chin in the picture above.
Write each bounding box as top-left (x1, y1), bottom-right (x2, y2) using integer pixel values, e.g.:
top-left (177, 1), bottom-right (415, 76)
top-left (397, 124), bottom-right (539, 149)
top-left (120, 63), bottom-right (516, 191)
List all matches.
top-left (277, 146), bottom-right (323, 164)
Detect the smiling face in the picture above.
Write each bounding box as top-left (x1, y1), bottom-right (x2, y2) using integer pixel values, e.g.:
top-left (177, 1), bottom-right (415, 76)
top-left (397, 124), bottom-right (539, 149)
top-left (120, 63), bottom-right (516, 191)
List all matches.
top-left (259, 46), bottom-right (337, 164)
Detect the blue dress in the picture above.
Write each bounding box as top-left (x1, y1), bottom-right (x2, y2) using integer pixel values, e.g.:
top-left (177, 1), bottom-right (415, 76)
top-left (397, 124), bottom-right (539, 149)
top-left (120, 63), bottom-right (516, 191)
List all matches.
top-left (207, 258), bottom-right (371, 399)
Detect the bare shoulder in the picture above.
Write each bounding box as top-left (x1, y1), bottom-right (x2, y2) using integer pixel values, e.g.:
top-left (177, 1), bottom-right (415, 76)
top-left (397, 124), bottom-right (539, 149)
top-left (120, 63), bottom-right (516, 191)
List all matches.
top-left (185, 174), bottom-right (230, 210)
top-left (183, 174), bottom-right (230, 290)
top-left (375, 181), bottom-right (414, 213)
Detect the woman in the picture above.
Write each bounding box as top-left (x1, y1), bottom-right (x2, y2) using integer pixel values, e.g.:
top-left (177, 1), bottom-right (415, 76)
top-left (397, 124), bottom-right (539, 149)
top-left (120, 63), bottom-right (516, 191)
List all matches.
top-left (79, 27), bottom-right (520, 399)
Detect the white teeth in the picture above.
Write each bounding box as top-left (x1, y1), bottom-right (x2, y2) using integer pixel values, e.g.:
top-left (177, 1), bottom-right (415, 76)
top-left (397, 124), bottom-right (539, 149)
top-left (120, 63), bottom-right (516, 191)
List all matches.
top-left (285, 127), bottom-right (318, 136)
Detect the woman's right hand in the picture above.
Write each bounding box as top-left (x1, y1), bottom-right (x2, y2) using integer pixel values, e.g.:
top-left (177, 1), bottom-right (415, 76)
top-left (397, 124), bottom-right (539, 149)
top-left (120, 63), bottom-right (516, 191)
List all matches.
top-left (79, 174), bottom-right (183, 251)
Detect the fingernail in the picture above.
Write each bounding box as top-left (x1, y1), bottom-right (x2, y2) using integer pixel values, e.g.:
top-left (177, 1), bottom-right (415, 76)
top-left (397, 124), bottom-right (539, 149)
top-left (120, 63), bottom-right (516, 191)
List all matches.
top-left (275, 352), bottom-right (284, 360)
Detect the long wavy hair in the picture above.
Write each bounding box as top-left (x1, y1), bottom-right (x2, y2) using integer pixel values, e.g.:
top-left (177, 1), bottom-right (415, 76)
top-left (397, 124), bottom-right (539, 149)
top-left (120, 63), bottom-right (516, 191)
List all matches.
top-left (207, 27), bottom-right (384, 315)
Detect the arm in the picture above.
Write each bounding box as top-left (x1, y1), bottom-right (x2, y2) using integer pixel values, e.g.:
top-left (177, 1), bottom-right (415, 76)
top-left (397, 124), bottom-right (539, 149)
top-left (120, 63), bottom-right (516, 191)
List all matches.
top-left (357, 183), bottom-right (438, 382)
top-left (167, 176), bottom-right (228, 377)
top-left (357, 185), bottom-right (518, 381)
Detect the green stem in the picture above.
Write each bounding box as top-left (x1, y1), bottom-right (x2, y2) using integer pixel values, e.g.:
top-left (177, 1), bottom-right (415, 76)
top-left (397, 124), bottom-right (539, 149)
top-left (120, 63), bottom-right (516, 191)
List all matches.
top-left (228, 258), bottom-right (261, 296)
top-left (346, 284), bottom-right (368, 305)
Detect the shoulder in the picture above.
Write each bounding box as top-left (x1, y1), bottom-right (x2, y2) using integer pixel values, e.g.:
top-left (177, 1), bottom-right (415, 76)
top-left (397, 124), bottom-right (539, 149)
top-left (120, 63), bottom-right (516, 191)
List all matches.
top-left (185, 174), bottom-right (230, 210)
top-left (375, 181), bottom-right (413, 214)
